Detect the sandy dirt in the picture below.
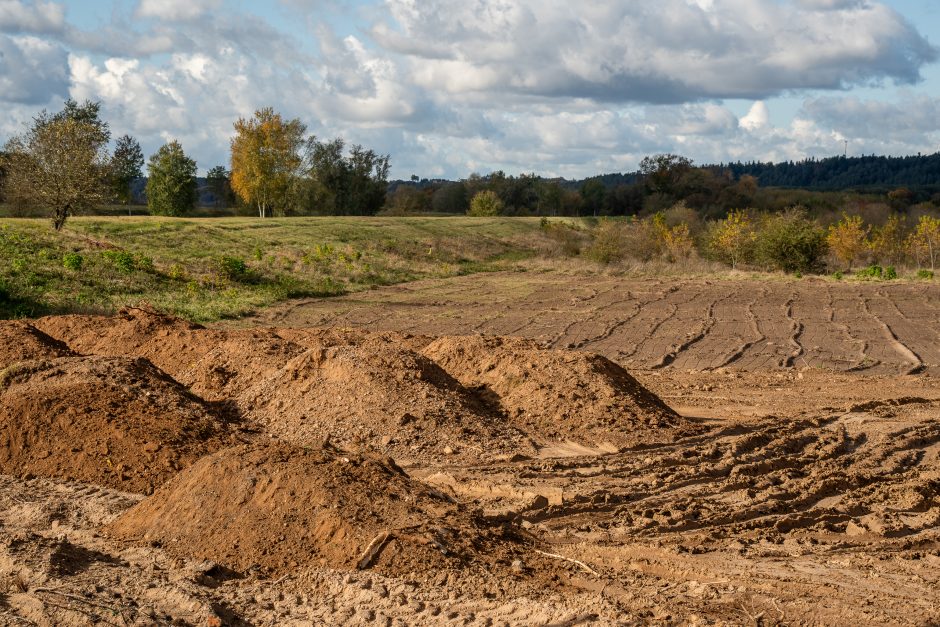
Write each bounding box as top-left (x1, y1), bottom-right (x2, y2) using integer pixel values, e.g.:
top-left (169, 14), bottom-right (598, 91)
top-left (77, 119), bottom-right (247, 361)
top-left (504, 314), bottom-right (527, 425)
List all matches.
top-left (0, 272), bottom-right (938, 625)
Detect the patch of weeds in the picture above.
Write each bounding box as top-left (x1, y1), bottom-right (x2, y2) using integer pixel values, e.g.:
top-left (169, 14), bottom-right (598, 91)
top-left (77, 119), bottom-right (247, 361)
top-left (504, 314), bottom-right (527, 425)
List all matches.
top-left (832, 270), bottom-right (843, 280)
top-left (62, 252), bottom-right (84, 271)
top-left (884, 266), bottom-right (897, 280)
top-left (252, 246), bottom-right (263, 261)
top-left (917, 269), bottom-right (935, 280)
top-left (167, 263), bottom-right (187, 281)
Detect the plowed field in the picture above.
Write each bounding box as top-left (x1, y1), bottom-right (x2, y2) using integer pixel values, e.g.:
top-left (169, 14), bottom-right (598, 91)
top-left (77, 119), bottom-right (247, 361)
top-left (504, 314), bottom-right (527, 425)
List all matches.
top-left (0, 272), bottom-right (938, 625)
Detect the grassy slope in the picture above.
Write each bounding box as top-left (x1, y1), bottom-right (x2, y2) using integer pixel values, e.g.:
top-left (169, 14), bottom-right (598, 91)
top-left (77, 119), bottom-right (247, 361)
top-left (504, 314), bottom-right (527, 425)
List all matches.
top-left (0, 216), bottom-right (548, 322)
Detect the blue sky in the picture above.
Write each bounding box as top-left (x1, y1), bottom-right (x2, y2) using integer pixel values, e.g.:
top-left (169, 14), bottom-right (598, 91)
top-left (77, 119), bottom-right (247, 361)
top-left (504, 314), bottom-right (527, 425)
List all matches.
top-left (2, 0), bottom-right (940, 179)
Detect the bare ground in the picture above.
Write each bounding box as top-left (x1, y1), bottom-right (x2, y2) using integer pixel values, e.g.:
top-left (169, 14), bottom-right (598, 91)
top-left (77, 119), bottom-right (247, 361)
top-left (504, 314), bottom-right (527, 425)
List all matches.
top-left (0, 272), bottom-right (938, 625)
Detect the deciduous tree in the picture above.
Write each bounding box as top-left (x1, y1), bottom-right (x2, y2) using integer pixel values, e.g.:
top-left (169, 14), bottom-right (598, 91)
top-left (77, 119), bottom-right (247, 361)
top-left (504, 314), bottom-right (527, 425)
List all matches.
top-left (2, 99), bottom-right (111, 230)
top-left (468, 190), bottom-right (503, 216)
top-left (230, 108), bottom-right (306, 218)
top-left (707, 209), bottom-right (756, 269)
top-left (146, 141), bottom-right (197, 216)
top-left (907, 215), bottom-right (940, 270)
top-left (826, 213), bottom-right (869, 270)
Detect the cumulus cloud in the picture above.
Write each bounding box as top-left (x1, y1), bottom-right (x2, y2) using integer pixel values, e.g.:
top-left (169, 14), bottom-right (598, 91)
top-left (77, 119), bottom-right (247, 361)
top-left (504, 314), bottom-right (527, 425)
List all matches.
top-left (0, 34), bottom-right (68, 103)
top-left (0, 0), bottom-right (64, 34)
top-left (372, 0), bottom-right (936, 104)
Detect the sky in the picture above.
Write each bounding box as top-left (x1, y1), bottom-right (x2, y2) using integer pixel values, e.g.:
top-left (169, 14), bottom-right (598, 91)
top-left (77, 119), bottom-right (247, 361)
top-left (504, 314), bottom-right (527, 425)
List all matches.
top-left (2, 0), bottom-right (940, 180)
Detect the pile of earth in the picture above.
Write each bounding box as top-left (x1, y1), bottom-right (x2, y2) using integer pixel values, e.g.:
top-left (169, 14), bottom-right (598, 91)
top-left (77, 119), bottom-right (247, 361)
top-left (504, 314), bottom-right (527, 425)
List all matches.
top-left (33, 308), bottom-right (224, 377)
top-left (108, 441), bottom-right (541, 578)
top-left (0, 320), bottom-right (74, 368)
top-left (0, 355), bottom-right (233, 493)
top-left (421, 335), bottom-right (696, 449)
top-left (237, 336), bottom-right (537, 463)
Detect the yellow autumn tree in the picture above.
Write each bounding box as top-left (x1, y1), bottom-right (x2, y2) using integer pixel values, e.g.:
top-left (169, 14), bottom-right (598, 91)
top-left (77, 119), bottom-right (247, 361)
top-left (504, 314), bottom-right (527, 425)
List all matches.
top-left (869, 214), bottom-right (906, 266)
top-left (230, 107), bottom-right (306, 218)
top-left (907, 215), bottom-right (940, 270)
top-left (662, 223), bottom-right (694, 262)
top-left (707, 209), bottom-right (756, 269)
top-left (826, 213), bottom-right (869, 270)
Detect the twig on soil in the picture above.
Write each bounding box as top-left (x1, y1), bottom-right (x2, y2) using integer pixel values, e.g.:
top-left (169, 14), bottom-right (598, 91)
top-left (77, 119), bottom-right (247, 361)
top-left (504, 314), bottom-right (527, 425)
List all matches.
top-left (35, 598), bottom-right (124, 627)
top-left (357, 531), bottom-right (393, 570)
top-left (32, 587), bottom-right (124, 616)
top-left (534, 550), bottom-right (600, 576)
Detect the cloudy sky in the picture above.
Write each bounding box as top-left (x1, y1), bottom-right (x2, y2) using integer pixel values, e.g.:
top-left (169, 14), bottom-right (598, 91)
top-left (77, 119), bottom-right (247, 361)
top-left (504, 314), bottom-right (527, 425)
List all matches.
top-left (1, 0), bottom-right (939, 179)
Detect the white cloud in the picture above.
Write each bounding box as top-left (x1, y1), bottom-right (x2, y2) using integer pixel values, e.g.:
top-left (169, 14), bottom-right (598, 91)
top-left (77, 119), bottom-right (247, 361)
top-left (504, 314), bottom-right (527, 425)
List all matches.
top-left (0, 0), bottom-right (64, 34)
top-left (739, 101), bottom-right (770, 131)
top-left (373, 0), bottom-right (936, 104)
top-left (0, 34), bottom-right (68, 103)
top-left (135, 0), bottom-right (223, 21)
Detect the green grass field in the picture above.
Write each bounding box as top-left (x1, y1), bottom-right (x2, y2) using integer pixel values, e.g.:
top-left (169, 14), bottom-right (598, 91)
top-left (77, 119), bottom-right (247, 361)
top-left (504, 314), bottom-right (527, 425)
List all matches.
top-left (0, 216), bottom-right (553, 322)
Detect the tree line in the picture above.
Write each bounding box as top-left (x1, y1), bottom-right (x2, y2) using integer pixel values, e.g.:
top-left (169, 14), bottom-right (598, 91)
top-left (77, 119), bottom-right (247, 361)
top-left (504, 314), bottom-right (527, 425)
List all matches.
top-left (0, 101), bottom-right (390, 228)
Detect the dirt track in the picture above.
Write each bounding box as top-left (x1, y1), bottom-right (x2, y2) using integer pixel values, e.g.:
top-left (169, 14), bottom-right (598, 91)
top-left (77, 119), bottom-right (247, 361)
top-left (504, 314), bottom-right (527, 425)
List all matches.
top-left (0, 273), bottom-right (938, 625)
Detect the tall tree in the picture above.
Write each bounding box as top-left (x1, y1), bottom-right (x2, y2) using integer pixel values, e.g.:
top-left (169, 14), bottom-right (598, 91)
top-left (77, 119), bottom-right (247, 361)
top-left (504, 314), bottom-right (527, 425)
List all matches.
top-left (110, 134), bottom-right (144, 208)
top-left (145, 141), bottom-right (197, 216)
top-left (2, 99), bottom-right (111, 230)
top-left (305, 138), bottom-right (390, 215)
top-left (230, 107), bottom-right (306, 218)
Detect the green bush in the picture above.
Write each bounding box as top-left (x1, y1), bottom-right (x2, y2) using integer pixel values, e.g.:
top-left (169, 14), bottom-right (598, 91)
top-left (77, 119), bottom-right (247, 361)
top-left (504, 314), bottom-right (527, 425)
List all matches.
top-left (755, 209), bottom-right (828, 273)
top-left (62, 252), bottom-right (84, 271)
top-left (917, 269), bottom-right (935, 280)
top-left (102, 250), bottom-right (136, 273)
top-left (832, 271), bottom-right (843, 280)
top-left (216, 255), bottom-right (249, 281)
top-left (857, 264), bottom-right (883, 279)
top-left (884, 266), bottom-right (898, 280)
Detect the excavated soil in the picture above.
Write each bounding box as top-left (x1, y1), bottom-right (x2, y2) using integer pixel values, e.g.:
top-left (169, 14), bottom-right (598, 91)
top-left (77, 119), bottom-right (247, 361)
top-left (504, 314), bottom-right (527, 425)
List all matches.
top-left (1, 275), bottom-right (939, 625)
top-left (0, 320), bottom-right (74, 368)
top-left (0, 355), bottom-right (232, 493)
top-left (421, 334), bottom-right (694, 451)
top-left (108, 441), bottom-right (541, 579)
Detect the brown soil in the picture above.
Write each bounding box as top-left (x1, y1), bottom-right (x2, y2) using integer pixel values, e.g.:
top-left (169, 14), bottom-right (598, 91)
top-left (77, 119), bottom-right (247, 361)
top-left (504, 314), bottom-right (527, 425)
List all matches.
top-left (108, 441), bottom-right (540, 580)
top-left (0, 320), bottom-right (74, 368)
top-left (33, 307), bottom-right (225, 377)
top-left (238, 338), bottom-right (538, 463)
top-left (0, 355), bottom-right (232, 493)
top-left (421, 334), bottom-right (692, 450)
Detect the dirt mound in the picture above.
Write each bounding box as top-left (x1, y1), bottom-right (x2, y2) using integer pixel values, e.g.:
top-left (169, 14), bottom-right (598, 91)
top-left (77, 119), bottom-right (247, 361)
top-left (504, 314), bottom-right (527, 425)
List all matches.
top-left (33, 308), bottom-right (224, 378)
top-left (109, 441), bottom-right (535, 577)
top-left (239, 339), bottom-right (536, 462)
top-left (421, 335), bottom-right (689, 449)
top-left (0, 321), bottom-right (74, 368)
top-left (178, 328), bottom-right (308, 401)
top-left (0, 356), bottom-right (232, 493)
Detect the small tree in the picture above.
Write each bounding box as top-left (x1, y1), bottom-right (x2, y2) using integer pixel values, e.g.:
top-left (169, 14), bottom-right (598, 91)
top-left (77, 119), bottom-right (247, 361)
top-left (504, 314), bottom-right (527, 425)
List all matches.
top-left (110, 134), bottom-right (144, 209)
top-left (870, 214), bottom-right (907, 266)
top-left (468, 190), bottom-right (503, 216)
top-left (755, 208), bottom-right (828, 273)
top-left (707, 209), bottom-right (756, 269)
top-left (826, 213), bottom-right (869, 270)
top-left (146, 141), bottom-right (197, 216)
top-left (662, 223), bottom-right (694, 262)
top-left (907, 215), bottom-right (940, 271)
top-left (2, 99), bottom-right (111, 230)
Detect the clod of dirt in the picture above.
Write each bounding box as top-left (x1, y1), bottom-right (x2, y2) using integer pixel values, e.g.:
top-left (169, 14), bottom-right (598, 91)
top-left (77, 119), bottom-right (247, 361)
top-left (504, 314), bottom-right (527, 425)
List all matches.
top-left (0, 321), bottom-right (74, 369)
top-left (34, 307), bottom-right (224, 378)
top-left (108, 441), bottom-right (535, 577)
top-left (0, 355), bottom-right (232, 493)
top-left (421, 335), bottom-right (692, 449)
top-left (238, 338), bottom-right (537, 463)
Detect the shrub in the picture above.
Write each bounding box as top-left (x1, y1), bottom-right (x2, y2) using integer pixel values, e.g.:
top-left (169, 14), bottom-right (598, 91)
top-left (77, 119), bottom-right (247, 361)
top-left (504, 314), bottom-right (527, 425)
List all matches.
top-left (215, 256), bottom-right (249, 281)
top-left (62, 252), bottom-right (84, 271)
top-left (468, 190), bottom-right (503, 217)
top-left (856, 264), bottom-right (883, 279)
top-left (826, 213), bottom-right (869, 270)
top-left (884, 266), bottom-right (897, 280)
top-left (833, 271), bottom-right (843, 280)
top-left (586, 219), bottom-right (628, 264)
top-left (917, 269), bottom-right (935, 280)
top-left (755, 209), bottom-right (828, 273)
top-left (167, 263), bottom-right (187, 280)
top-left (102, 250), bottom-right (137, 273)
top-left (704, 209), bottom-right (756, 269)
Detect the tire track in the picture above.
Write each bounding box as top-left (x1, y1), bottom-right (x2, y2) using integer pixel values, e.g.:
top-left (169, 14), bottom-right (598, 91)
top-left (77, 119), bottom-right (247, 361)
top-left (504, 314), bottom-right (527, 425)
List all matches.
top-left (711, 288), bottom-right (768, 370)
top-left (650, 291), bottom-right (735, 370)
top-left (863, 297), bottom-right (925, 375)
top-left (617, 286), bottom-right (706, 365)
top-left (783, 293), bottom-right (806, 368)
